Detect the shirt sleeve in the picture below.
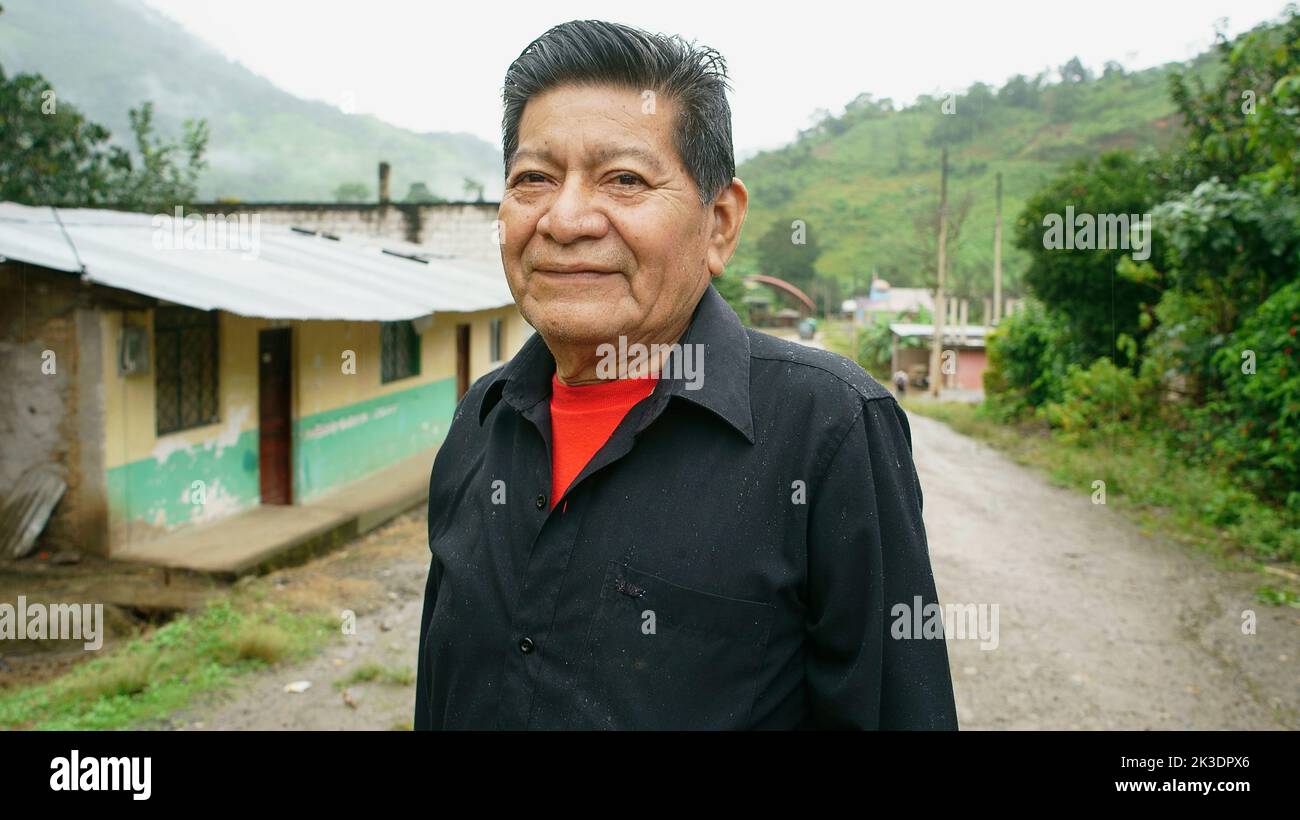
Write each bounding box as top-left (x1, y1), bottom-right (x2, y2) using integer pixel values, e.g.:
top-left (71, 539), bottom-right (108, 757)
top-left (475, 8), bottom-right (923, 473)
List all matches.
top-left (416, 389), bottom-right (467, 731)
top-left (413, 555), bottom-right (439, 731)
top-left (803, 396), bottom-right (959, 730)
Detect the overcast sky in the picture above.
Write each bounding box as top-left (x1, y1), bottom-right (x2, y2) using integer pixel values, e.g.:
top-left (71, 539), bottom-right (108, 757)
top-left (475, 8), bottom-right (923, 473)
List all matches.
top-left (142, 0), bottom-right (1289, 156)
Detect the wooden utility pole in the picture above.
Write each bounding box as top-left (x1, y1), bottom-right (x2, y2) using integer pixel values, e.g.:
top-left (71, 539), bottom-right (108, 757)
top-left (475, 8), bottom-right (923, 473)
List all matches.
top-left (993, 171), bottom-right (1003, 324)
top-left (929, 148), bottom-right (949, 397)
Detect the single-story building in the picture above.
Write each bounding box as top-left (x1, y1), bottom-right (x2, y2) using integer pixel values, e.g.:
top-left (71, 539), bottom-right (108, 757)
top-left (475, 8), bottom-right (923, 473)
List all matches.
top-left (889, 323), bottom-right (988, 391)
top-left (841, 279), bottom-right (934, 322)
top-left (0, 202), bottom-right (531, 559)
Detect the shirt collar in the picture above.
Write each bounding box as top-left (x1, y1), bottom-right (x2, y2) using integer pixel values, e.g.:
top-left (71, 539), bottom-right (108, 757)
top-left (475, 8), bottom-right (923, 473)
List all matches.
top-left (478, 283), bottom-right (754, 443)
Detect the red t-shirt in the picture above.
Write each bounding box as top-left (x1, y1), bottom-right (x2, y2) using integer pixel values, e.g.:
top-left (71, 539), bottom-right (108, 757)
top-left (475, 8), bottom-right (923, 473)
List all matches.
top-left (549, 372), bottom-right (658, 510)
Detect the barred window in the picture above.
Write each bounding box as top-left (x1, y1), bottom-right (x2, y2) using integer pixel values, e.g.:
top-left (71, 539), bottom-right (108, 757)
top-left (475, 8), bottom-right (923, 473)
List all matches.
top-left (154, 306), bottom-right (220, 435)
top-left (489, 318), bottom-right (503, 363)
top-left (381, 320), bottom-right (421, 383)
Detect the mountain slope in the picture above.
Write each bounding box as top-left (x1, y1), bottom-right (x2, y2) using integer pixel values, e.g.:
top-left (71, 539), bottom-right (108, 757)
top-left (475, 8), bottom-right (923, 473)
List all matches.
top-left (0, 0), bottom-right (503, 202)
top-left (732, 59), bottom-right (1208, 305)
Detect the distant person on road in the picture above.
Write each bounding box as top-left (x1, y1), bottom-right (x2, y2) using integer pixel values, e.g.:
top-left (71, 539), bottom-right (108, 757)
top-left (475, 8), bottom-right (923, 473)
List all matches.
top-left (414, 19), bottom-right (957, 731)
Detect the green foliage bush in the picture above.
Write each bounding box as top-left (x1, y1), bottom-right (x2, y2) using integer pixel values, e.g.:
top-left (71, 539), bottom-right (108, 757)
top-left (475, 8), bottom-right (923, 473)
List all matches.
top-left (982, 301), bottom-right (1079, 420)
top-left (1012, 151), bottom-right (1173, 361)
top-left (1210, 280), bottom-right (1300, 510)
top-left (1150, 178), bottom-right (1300, 340)
top-left (982, 9), bottom-right (1300, 564)
top-left (1038, 357), bottom-right (1153, 443)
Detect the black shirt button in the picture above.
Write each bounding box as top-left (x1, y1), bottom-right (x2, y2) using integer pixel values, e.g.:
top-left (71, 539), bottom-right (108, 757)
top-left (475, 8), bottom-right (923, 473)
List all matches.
top-left (535, 494), bottom-right (547, 509)
top-left (518, 637), bottom-right (535, 654)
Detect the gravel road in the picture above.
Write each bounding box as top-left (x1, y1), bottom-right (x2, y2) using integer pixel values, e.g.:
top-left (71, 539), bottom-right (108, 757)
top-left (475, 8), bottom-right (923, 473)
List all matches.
top-left (159, 410), bottom-right (1298, 730)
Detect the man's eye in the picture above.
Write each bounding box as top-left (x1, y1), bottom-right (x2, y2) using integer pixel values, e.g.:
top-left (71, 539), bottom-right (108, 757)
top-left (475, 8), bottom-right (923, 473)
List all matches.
top-left (512, 172), bottom-right (546, 186)
top-left (611, 173), bottom-right (644, 187)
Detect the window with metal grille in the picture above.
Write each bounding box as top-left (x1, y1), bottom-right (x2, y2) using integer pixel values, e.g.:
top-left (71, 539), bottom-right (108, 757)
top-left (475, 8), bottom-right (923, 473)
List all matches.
top-left (489, 318), bottom-right (503, 363)
top-left (381, 320), bottom-right (421, 383)
top-left (154, 306), bottom-right (220, 435)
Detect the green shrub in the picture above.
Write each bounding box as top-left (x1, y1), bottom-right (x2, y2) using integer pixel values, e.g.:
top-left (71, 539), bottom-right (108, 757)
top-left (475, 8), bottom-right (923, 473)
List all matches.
top-left (983, 300), bottom-right (1081, 420)
top-left (1137, 288), bottom-right (1224, 406)
top-left (1210, 280), bottom-right (1300, 509)
top-left (1038, 357), bottom-right (1153, 442)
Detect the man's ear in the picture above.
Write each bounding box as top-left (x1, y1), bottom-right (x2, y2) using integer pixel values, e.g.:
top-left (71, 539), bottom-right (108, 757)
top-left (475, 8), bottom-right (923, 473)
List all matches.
top-left (706, 177), bottom-right (748, 277)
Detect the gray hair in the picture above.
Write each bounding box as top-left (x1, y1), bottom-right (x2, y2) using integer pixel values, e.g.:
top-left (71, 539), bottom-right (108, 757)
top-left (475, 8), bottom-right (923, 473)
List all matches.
top-left (501, 19), bottom-right (735, 205)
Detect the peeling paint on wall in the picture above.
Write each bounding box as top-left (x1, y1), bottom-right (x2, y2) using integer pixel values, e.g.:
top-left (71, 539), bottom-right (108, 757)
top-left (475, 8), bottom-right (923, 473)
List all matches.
top-left (210, 405), bottom-right (252, 457)
top-left (150, 405), bottom-right (252, 464)
top-left (108, 428), bottom-right (259, 537)
top-left (106, 378), bottom-right (455, 536)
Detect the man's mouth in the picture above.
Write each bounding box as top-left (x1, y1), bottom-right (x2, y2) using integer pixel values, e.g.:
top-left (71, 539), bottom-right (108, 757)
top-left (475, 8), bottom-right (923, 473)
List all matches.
top-left (533, 266), bottom-right (621, 282)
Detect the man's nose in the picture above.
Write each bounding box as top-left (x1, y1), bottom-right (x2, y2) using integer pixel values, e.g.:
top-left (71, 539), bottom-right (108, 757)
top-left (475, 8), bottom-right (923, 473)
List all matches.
top-left (536, 177), bottom-right (609, 244)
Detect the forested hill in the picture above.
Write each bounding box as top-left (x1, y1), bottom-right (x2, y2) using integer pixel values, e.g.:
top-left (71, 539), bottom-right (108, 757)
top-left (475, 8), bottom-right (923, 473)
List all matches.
top-left (731, 55), bottom-right (1212, 305)
top-left (0, 0), bottom-right (503, 202)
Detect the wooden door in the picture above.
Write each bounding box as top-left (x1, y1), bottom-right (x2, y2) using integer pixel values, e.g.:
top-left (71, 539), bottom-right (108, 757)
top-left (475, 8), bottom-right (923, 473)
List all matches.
top-left (258, 328), bottom-right (293, 505)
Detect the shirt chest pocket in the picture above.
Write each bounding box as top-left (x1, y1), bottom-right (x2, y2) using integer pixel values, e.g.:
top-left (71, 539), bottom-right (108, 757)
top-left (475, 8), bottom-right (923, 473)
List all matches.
top-left (572, 561), bottom-right (776, 730)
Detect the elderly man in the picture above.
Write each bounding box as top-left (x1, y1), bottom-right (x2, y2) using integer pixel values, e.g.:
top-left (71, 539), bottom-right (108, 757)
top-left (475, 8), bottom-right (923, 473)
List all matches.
top-left (414, 19), bottom-right (958, 730)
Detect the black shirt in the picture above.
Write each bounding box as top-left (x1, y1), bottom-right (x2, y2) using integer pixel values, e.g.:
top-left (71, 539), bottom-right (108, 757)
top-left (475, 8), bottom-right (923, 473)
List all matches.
top-left (414, 284), bottom-right (959, 730)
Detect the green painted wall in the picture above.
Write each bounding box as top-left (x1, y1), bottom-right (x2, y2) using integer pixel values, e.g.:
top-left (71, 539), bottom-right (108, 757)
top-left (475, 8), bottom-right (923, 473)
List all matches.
top-left (294, 377), bottom-right (455, 502)
top-left (105, 377), bottom-right (455, 534)
top-left (106, 430), bottom-right (261, 533)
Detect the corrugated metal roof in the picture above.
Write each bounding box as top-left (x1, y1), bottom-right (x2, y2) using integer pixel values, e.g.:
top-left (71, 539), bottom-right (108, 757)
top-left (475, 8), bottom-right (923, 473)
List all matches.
top-left (890, 323), bottom-right (988, 336)
top-left (890, 323), bottom-right (988, 347)
top-left (0, 202), bottom-right (515, 320)
top-left (0, 464), bottom-right (66, 559)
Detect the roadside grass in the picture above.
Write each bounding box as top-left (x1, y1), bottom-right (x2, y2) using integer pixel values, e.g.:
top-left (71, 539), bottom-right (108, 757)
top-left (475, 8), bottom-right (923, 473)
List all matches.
top-left (0, 593), bottom-right (338, 730)
top-left (904, 399), bottom-right (1300, 605)
top-left (334, 662), bottom-right (414, 689)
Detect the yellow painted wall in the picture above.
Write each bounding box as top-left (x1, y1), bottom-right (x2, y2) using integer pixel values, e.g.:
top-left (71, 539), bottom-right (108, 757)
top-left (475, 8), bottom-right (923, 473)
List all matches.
top-left (103, 310), bottom-right (267, 471)
top-left (103, 303), bottom-right (530, 549)
top-left (103, 305), bottom-right (530, 468)
top-left (293, 304), bottom-right (528, 418)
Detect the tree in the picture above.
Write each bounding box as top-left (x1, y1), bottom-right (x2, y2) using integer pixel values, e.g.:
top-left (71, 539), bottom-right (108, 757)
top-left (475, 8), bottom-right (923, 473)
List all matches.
top-left (998, 73), bottom-right (1042, 109)
top-left (1150, 178), bottom-right (1299, 339)
top-left (0, 64), bottom-right (207, 211)
top-left (928, 83), bottom-right (998, 147)
top-left (711, 271), bottom-right (748, 322)
top-left (1058, 56), bottom-right (1092, 84)
top-left (1012, 151), bottom-right (1173, 362)
top-left (0, 65), bottom-right (122, 205)
top-left (755, 216), bottom-right (821, 295)
top-left (333, 181), bottom-right (369, 203)
top-left (462, 177), bottom-right (485, 201)
top-left (404, 181), bottom-right (441, 204)
top-left (108, 101), bottom-right (209, 212)
top-left (1169, 8), bottom-right (1300, 190)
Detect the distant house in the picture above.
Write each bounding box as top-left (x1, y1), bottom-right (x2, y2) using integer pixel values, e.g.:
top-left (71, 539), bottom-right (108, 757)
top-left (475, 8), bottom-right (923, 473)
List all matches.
top-left (841, 278), bottom-right (933, 321)
top-left (889, 323), bottom-right (988, 391)
top-left (771, 307), bottom-right (804, 328)
top-left (0, 202), bottom-right (530, 558)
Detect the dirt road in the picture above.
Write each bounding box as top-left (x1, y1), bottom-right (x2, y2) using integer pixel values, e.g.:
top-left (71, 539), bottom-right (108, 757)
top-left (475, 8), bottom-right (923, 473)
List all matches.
top-left (160, 411), bottom-right (1298, 730)
top-left (913, 412), bottom-right (1297, 729)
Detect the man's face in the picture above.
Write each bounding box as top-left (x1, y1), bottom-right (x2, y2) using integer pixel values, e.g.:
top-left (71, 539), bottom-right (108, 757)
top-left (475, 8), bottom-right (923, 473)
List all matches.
top-left (499, 84), bottom-right (714, 347)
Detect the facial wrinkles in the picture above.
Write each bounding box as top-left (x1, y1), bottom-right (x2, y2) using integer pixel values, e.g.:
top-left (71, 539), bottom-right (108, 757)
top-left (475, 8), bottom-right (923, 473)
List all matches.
top-left (500, 85), bottom-right (717, 363)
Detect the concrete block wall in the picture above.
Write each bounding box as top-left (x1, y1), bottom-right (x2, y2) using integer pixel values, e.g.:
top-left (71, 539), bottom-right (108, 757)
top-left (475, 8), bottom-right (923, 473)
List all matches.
top-left (0, 263), bottom-right (111, 555)
top-left (197, 202), bottom-right (504, 263)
